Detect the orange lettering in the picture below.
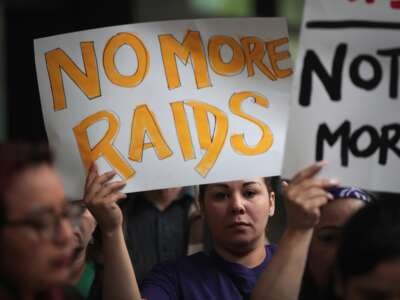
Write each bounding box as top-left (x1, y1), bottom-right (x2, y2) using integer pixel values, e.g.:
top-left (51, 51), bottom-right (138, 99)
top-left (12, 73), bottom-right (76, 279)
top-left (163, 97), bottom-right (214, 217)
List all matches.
top-left (45, 42), bottom-right (100, 111)
top-left (159, 31), bottom-right (211, 90)
top-left (103, 32), bottom-right (149, 87)
top-left (73, 110), bottom-right (135, 179)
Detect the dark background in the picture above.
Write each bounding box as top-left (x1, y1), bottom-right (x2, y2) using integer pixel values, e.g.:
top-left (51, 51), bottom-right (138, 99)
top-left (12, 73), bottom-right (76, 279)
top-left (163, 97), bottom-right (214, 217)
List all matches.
top-left (2, 0), bottom-right (396, 241)
top-left (3, 0), bottom-right (276, 140)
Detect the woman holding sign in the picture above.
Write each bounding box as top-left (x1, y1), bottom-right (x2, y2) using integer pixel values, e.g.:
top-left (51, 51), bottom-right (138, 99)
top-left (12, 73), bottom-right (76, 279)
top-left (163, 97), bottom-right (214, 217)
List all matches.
top-left (84, 161), bottom-right (337, 300)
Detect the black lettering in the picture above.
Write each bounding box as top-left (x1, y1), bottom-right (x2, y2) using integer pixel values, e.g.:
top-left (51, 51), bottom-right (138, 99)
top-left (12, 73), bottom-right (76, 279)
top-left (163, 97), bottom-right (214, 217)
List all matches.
top-left (299, 44), bottom-right (347, 106)
top-left (377, 48), bottom-right (400, 99)
top-left (316, 121), bottom-right (350, 166)
top-left (379, 124), bottom-right (400, 164)
top-left (349, 125), bottom-right (380, 157)
top-left (349, 55), bottom-right (382, 90)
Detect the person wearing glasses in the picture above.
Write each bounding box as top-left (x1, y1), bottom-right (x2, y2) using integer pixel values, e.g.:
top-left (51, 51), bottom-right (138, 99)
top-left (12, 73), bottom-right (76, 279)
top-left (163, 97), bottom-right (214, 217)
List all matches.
top-left (0, 142), bottom-right (84, 300)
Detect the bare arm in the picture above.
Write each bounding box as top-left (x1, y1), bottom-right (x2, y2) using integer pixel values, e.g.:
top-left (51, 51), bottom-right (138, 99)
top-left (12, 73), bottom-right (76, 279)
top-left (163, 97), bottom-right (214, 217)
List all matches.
top-left (84, 164), bottom-right (142, 300)
top-left (251, 162), bottom-right (338, 300)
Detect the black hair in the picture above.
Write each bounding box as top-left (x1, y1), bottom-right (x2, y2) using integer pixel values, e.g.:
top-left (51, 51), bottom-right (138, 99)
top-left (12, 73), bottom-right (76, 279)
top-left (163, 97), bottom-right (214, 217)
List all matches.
top-left (335, 198), bottom-right (400, 282)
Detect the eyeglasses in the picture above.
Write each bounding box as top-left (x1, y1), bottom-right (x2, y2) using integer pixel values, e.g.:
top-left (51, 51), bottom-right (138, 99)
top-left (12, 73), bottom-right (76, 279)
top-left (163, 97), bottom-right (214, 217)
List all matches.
top-left (4, 201), bottom-right (86, 240)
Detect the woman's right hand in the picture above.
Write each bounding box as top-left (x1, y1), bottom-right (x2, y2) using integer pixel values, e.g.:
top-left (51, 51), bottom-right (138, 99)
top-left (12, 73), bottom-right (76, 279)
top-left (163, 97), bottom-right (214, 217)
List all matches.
top-left (283, 161), bottom-right (339, 230)
top-left (84, 164), bottom-right (127, 235)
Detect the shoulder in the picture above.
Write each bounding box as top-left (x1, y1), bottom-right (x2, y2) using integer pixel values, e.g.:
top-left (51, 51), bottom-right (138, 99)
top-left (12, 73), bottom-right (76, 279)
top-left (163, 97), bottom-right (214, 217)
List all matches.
top-left (143, 251), bottom-right (213, 281)
top-left (140, 252), bottom-right (214, 299)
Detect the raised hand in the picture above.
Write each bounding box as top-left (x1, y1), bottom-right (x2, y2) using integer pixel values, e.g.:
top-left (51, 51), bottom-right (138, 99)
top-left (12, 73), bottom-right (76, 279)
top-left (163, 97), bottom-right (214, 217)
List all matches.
top-left (284, 161), bottom-right (339, 230)
top-left (84, 164), bottom-right (127, 235)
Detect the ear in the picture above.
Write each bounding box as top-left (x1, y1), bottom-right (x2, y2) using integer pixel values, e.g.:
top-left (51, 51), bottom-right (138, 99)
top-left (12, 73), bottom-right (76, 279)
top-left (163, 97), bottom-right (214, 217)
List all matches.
top-left (268, 192), bottom-right (275, 217)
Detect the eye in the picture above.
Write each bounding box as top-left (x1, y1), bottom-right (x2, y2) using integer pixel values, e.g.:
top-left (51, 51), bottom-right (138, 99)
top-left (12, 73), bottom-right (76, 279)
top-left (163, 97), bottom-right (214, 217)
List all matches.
top-left (243, 189), bottom-right (258, 199)
top-left (28, 213), bottom-right (55, 230)
top-left (211, 191), bottom-right (229, 201)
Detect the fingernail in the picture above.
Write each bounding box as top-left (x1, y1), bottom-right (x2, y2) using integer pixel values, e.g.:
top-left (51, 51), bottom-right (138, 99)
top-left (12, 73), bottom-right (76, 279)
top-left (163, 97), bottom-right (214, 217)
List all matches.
top-left (327, 193), bottom-right (334, 200)
top-left (329, 178), bottom-right (340, 185)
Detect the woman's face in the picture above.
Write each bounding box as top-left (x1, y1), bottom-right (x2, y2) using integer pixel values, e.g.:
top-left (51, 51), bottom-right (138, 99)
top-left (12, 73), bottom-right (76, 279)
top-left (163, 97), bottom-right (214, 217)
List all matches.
top-left (307, 199), bottom-right (365, 288)
top-left (70, 206), bottom-right (96, 282)
top-left (340, 259), bottom-right (400, 300)
top-left (201, 178), bottom-right (275, 253)
top-left (0, 165), bottom-right (74, 289)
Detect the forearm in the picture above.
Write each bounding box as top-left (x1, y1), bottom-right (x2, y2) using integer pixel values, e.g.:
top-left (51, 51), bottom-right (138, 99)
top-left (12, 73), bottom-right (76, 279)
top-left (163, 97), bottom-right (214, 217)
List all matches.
top-left (101, 228), bottom-right (142, 300)
top-left (251, 228), bottom-right (313, 300)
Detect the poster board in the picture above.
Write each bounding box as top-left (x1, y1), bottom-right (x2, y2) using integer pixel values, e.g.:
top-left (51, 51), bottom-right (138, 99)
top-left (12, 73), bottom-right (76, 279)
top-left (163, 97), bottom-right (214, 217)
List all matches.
top-left (283, 0), bottom-right (400, 193)
top-left (34, 18), bottom-right (293, 198)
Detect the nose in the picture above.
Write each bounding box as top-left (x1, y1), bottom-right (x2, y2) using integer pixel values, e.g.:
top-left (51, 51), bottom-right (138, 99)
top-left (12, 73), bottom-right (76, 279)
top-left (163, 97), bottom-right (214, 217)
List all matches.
top-left (230, 192), bottom-right (245, 214)
top-left (54, 218), bottom-right (74, 246)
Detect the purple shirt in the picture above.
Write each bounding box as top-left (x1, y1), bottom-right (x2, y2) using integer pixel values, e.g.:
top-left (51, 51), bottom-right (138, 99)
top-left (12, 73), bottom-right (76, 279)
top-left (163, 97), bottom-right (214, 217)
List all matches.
top-left (140, 245), bottom-right (277, 300)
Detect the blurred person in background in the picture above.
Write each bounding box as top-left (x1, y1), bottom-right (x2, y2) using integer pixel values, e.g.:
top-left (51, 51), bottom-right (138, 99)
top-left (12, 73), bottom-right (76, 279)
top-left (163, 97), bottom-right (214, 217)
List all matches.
top-left (68, 202), bottom-right (97, 299)
top-left (121, 186), bottom-right (202, 284)
top-left (299, 187), bottom-right (371, 299)
top-left (329, 197), bottom-right (400, 300)
top-left (251, 180), bottom-right (386, 300)
top-left (0, 141), bottom-right (82, 300)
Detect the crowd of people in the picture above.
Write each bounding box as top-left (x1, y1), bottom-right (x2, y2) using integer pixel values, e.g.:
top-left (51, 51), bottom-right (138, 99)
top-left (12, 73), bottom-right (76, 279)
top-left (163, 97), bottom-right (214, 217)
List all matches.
top-left (0, 141), bottom-right (399, 300)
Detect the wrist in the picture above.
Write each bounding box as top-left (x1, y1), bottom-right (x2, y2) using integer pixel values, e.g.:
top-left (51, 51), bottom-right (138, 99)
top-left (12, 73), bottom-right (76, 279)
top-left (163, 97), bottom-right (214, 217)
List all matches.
top-left (283, 227), bottom-right (314, 241)
top-left (100, 225), bottom-right (124, 240)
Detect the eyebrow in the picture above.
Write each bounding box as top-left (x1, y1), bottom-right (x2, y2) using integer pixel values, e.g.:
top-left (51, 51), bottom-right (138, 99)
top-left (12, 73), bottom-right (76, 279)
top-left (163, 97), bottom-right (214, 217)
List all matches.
top-left (25, 206), bottom-right (54, 218)
top-left (243, 181), bottom-right (262, 187)
top-left (209, 184), bottom-right (230, 189)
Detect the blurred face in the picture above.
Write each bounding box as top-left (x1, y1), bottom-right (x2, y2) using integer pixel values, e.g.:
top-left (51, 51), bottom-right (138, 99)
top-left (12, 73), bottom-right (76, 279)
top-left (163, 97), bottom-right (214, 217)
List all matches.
top-left (70, 205), bottom-right (96, 281)
top-left (201, 178), bottom-right (275, 254)
top-left (341, 259), bottom-right (400, 300)
top-left (0, 164), bottom-right (74, 289)
top-left (307, 199), bottom-right (365, 288)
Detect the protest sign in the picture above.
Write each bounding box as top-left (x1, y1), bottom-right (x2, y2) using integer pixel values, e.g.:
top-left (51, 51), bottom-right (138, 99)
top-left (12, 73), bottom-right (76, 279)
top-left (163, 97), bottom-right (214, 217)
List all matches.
top-left (283, 0), bottom-right (400, 193)
top-left (34, 18), bottom-right (293, 198)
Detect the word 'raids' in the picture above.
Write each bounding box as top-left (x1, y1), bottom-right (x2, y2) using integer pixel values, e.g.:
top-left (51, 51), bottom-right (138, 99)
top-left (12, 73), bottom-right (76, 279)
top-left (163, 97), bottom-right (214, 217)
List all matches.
top-left (73, 91), bottom-right (274, 179)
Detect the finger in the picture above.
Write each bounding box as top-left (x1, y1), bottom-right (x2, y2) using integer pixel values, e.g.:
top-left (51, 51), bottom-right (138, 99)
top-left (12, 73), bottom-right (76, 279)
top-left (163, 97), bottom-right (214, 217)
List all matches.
top-left (291, 161), bottom-right (327, 184)
top-left (86, 163), bottom-right (98, 187)
top-left (296, 178), bottom-right (340, 192)
top-left (95, 181), bottom-right (126, 200)
top-left (88, 170), bottom-right (118, 196)
top-left (104, 192), bottom-right (127, 204)
top-left (294, 187), bottom-right (333, 203)
top-left (96, 170), bottom-right (117, 186)
top-left (286, 181), bottom-right (326, 202)
top-left (303, 196), bottom-right (329, 211)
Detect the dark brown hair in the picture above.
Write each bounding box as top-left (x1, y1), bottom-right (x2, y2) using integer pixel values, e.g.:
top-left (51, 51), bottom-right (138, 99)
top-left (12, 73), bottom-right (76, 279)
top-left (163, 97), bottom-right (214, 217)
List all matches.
top-left (0, 141), bottom-right (53, 226)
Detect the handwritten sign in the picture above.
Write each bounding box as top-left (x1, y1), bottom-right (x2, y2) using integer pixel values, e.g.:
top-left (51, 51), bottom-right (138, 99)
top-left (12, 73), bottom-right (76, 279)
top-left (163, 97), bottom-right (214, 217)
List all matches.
top-left (283, 0), bottom-right (400, 193)
top-left (34, 18), bottom-right (293, 198)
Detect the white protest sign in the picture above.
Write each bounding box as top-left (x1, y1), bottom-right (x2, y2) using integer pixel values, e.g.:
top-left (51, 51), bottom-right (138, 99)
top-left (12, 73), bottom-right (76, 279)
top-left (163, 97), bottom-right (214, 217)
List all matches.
top-left (34, 18), bottom-right (293, 199)
top-left (283, 0), bottom-right (400, 193)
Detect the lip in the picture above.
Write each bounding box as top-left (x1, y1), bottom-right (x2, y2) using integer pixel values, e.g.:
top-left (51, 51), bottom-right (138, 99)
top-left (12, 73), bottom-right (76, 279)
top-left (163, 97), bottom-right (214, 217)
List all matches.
top-left (228, 221), bottom-right (251, 228)
top-left (52, 254), bottom-right (72, 269)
